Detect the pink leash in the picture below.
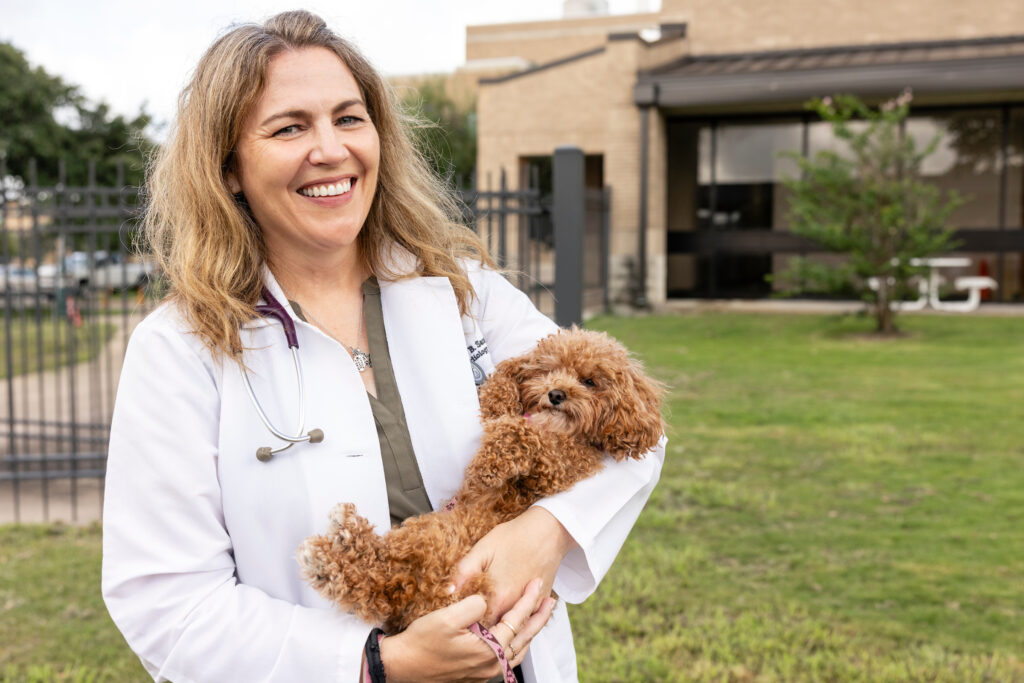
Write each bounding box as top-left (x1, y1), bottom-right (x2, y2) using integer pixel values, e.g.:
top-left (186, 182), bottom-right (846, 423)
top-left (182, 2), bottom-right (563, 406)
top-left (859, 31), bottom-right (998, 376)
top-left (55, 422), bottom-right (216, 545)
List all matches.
top-left (470, 622), bottom-right (518, 683)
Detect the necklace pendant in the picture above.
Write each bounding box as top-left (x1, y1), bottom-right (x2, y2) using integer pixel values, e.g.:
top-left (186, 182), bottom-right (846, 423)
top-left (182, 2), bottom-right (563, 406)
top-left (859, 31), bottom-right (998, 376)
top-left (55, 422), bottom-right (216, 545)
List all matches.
top-left (352, 348), bottom-right (372, 372)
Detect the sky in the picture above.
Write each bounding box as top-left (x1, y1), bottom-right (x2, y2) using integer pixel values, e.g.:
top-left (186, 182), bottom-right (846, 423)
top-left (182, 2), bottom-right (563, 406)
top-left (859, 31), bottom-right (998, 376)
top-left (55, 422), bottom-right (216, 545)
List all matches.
top-left (2, 0), bottom-right (659, 136)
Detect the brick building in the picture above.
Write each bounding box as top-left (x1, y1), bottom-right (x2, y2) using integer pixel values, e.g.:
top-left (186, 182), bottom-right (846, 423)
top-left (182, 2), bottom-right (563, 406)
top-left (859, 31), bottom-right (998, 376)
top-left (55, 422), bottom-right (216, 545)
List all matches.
top-left (467, 0), bottom-right (1024, 306)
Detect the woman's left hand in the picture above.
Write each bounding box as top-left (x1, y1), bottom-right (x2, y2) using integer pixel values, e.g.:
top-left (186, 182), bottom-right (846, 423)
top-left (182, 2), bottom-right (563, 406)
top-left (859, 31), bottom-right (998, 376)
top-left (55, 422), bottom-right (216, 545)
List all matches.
top-left (453, 506), bottom-right (576, 625)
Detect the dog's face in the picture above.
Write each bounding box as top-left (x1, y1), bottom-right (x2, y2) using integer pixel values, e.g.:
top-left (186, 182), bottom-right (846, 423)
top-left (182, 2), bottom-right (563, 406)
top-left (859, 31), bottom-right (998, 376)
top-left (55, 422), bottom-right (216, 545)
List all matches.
top-left (512, 329), bottom-right (663, 459)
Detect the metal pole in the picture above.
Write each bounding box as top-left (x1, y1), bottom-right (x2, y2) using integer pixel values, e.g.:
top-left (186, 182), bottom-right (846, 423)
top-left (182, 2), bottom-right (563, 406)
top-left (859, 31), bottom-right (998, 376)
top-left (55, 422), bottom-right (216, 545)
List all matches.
top-left (602, 187), bottom-right (612, 314)
top-left (1, 158), bottom-right (17, 521)
top-left (498, 169), bottom-right (508, 268)
top-left (553, 146), bottom-right (585, 327)
top-left (997, 105), bottom-right (1009, 302)
top-left (637, 106), bottom-right (651, 308)
top-left (709, 121), bottom-right (718, 298)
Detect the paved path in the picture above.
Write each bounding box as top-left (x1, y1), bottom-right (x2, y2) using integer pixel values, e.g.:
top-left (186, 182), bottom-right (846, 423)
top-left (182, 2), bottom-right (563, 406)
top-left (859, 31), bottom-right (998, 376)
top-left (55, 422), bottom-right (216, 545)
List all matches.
top-left (653, 298), bottom-right (1024, 316)
top-left (0, 311), bottom-right (143, 524)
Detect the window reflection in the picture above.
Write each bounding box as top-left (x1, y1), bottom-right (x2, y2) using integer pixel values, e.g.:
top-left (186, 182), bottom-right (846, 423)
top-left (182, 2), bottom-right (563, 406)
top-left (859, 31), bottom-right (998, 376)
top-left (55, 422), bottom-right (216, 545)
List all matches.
top-left (670, 106), bottom-right (1024, 301)
top-left (905, 111), bottom-right (1002, 227)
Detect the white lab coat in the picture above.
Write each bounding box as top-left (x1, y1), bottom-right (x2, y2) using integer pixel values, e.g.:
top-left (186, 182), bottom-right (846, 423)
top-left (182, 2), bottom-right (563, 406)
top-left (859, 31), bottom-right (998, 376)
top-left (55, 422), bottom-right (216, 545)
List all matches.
top-left (102, 260), bottom-right (665, 683)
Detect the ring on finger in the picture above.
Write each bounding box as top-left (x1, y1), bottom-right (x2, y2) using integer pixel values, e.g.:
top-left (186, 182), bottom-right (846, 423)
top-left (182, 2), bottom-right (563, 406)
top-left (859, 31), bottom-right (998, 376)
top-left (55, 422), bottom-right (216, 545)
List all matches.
top-left (508, 642), bottom-right (518, 660)
top-left (499, 619), bottom-right (519, 638)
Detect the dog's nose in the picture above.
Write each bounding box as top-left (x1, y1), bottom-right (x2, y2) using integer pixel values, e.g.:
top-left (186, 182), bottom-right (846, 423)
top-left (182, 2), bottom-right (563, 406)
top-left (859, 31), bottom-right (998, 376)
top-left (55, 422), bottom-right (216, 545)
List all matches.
top-left (548, 389), bottom-right (566, 406)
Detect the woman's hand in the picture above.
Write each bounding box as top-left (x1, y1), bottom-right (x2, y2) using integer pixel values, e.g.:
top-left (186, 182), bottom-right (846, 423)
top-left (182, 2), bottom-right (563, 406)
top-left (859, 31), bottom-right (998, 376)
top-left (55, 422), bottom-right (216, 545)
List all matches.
top-left (454, 506), bottom-right (576, 625)
top-left (379, 578), bottom-right (555, 683)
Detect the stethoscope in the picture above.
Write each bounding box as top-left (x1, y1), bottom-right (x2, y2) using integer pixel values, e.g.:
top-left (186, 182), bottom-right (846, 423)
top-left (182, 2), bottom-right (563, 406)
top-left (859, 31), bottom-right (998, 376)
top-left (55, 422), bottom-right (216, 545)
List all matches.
top-left (244, 286), bottom-right (489, 463)
top-left (242, 288), bottom-right (325, 462)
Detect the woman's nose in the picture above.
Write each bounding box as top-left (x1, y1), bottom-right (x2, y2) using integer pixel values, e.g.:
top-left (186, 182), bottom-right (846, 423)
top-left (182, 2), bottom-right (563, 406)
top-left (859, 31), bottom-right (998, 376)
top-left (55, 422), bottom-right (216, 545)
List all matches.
top-left (308, 124), bottom-right (350, 165)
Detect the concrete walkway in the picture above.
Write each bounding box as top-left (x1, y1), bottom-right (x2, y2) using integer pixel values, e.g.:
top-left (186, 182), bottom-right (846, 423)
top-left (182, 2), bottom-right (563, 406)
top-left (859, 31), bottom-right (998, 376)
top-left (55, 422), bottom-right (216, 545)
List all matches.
top-left (0, 311), bottom-right (142, 524)
top-left (653, 298), bottom-right (1024, 317)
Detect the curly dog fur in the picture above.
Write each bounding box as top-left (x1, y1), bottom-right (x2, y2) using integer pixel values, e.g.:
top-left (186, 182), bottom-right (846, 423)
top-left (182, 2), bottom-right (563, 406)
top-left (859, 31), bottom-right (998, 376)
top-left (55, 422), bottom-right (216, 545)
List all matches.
top-left (297, 328), bottom-right (663, 633)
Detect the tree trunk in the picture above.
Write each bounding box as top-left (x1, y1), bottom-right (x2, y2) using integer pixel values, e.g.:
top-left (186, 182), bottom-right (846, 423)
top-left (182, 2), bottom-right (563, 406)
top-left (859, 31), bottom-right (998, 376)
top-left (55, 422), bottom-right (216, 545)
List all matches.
top-left (875, 283), bottom-right (896, 333)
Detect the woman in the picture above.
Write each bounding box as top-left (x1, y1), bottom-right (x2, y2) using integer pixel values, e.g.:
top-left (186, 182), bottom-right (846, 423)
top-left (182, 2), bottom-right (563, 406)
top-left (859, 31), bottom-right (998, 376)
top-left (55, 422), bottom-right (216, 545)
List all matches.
top-left (102, 10), bottom-right (663, 682)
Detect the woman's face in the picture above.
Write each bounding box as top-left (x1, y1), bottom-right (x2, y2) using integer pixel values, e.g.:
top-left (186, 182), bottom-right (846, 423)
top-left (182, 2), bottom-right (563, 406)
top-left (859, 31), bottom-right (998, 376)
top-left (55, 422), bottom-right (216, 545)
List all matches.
top-left (228, 47), bottom-right (380, 266)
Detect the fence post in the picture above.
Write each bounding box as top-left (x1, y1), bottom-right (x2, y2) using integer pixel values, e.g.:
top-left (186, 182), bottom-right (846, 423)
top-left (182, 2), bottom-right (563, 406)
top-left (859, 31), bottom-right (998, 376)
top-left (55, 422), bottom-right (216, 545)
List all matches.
top-left (553, 146), bottom-right (585, 328)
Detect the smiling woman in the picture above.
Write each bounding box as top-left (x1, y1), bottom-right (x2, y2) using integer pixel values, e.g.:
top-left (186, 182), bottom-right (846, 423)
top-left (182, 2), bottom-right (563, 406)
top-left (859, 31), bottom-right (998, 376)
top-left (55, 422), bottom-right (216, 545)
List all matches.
top-left (227, 49), bottom-right (381, 292)
top-left (101, 9), bottom-right (664, 683)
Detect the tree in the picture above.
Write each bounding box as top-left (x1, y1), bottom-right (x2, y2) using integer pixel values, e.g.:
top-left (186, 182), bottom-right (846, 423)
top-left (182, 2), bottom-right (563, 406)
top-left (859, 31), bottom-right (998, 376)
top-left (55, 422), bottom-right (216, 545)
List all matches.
top-left (0, 41), bottom-right (152, 188)
top-left (780, 91), bottom-right (962, 333)
top-left (400, 76), bottom-right (477, 187)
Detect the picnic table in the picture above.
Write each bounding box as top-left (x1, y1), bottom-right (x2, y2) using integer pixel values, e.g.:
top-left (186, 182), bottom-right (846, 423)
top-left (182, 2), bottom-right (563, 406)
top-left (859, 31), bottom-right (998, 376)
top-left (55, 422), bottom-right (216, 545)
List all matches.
top-left (868, 257), bottom-right (997, 312)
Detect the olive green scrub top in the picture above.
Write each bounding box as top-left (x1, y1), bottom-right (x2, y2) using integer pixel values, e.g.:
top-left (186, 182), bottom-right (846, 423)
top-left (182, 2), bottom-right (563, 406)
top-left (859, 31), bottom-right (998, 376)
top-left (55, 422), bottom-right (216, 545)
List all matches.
top-left (289, 278), bottom-right (432, 527)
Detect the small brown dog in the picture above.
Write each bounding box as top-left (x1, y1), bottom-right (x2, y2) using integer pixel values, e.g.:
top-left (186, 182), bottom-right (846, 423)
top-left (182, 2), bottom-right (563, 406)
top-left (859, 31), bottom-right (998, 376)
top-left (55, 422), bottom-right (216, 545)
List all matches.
top-left (298, 328), bottom-right (663, 633)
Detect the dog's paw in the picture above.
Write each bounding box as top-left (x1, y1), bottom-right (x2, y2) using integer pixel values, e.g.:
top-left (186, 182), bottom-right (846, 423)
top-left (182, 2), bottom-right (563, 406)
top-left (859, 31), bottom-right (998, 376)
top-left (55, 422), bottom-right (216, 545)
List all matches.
top-left (327, 502), bottom-right (355, 541)
top-left (296, 537), bottom-right (326, 582)
top-left (474, 464), bottom-right (507, 489)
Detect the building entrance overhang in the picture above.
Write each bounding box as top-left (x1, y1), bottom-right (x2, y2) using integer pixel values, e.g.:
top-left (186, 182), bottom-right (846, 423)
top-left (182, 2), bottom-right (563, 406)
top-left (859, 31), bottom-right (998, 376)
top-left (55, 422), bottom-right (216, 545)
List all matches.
top-left (635, 35), bottom-right (1024, 109)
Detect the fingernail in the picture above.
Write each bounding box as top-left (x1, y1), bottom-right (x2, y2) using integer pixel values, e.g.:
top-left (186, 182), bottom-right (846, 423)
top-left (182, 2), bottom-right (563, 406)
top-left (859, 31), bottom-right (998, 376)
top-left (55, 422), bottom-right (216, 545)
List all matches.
top-left (446, 584), bottom-right (456, 594)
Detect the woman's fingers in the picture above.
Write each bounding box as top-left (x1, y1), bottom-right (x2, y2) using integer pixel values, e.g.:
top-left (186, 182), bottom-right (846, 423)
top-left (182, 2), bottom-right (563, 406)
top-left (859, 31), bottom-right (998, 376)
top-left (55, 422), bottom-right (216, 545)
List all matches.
top-left (508, 596), bottom-right (557, 667)
top-left (496, 577), bottom-right (544, 631)
top-left (493, 579), bottom-right (557, 668)
top-left (380, 594), bottom-right (502, 682)
top-left (445, 593), bottom-right (489, 629)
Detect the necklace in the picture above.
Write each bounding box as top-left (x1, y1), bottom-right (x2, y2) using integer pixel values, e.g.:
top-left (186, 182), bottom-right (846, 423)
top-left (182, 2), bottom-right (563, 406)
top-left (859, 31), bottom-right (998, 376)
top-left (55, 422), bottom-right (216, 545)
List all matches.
top-left (278, 282), bottom-right (372, 372)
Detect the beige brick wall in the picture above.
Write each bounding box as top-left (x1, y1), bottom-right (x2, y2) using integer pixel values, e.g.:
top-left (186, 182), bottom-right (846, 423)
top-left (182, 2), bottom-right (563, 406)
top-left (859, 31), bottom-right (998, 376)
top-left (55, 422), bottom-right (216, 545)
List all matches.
top-left (472, 1), bottom-right (1024, 305)
top-left (660, 0), bottom-right (1024, 53)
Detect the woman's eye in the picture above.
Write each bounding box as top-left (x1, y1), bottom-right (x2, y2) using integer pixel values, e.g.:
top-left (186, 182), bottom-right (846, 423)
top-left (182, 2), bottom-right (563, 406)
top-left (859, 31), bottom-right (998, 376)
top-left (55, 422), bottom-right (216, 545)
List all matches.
top-left (582, 378), bottom-right (596, 387)
top-left (272, 124), bottom-right (300, 137)
top-left (337, 115), bottom-right (363, 126)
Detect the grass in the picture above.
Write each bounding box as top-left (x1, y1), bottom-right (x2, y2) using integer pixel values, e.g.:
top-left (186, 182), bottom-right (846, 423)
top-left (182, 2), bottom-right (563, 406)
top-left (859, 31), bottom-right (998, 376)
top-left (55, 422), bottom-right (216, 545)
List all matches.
top-left (0, 524), bottom-right (143, 682)
top-left (0, 316), bottom-right (116, 379)
top-left (570, 312), bottom-right (1024, 681)
top-left (1, 311), bottom-right (1023, 681)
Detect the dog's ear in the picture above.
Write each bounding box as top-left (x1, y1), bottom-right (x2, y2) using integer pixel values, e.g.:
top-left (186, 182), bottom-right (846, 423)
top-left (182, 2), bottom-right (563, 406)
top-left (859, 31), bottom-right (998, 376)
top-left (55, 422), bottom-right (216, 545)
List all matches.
top-left (597, 360), bottom-right (664, 460)
top-left (478, 355), bottom-right (528, 420)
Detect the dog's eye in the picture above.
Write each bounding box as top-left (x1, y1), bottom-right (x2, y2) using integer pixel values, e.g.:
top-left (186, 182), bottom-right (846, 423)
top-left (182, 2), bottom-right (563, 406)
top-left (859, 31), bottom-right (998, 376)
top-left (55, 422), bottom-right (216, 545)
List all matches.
top-left (582, 378), bottom-right (596, 387)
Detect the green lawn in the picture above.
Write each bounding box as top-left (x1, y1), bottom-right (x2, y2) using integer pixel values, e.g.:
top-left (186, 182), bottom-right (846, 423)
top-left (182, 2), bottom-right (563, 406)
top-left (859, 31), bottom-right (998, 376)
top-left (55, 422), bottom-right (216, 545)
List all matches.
top-left (2, 312), bottom-right (1023, 681)
top-left (0, 316), bottom-right (116, 379)
top-left (571, 312), bottom-right (1024, 681)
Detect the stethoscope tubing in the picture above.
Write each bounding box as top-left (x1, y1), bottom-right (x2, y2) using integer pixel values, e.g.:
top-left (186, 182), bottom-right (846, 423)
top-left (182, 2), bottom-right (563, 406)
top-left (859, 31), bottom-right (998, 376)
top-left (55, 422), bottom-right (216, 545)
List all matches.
top-left (246, 288), bottom-right (325, 462)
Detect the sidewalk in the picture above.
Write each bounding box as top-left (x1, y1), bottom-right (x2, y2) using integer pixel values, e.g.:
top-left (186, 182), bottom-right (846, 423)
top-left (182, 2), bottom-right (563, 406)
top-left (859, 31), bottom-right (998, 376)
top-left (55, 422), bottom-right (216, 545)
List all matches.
top-left (653, 298), bottom-right (1024, 317)
top-left (0, 311), bottom-right (142, 525)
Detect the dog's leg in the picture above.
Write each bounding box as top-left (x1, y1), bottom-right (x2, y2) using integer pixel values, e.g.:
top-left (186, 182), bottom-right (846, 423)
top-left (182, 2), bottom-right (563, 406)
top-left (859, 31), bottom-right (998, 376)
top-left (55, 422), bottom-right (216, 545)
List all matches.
top-left (461, 416), bottom-right (544, 495)
top-left (297, 503), bottom-right (393, 626)
top-left (478, 361), bottom-right (526, 420)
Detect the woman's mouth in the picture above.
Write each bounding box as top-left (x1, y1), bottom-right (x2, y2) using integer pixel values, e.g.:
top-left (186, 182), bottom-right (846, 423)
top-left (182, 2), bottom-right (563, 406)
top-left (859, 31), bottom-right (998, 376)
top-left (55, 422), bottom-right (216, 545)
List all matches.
top-left (298, 178), bottom-right (354, 198)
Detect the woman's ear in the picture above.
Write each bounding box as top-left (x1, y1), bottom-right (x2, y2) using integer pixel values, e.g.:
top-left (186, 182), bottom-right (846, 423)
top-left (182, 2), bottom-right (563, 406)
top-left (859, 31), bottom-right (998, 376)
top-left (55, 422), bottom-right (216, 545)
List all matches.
top-left (227, 173), bottom-right (242, 195)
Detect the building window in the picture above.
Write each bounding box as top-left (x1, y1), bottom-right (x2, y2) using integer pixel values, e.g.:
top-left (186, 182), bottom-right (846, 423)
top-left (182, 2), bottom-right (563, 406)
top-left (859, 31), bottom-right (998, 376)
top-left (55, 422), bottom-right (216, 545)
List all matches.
top-left (669, 106), bottom-right (1024, 301)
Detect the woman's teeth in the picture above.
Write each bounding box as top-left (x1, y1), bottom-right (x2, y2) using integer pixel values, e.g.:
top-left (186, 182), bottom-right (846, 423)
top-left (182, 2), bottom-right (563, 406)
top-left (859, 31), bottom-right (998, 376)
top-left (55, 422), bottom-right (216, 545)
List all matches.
top-left (299, 179), bottom-right (352, 197)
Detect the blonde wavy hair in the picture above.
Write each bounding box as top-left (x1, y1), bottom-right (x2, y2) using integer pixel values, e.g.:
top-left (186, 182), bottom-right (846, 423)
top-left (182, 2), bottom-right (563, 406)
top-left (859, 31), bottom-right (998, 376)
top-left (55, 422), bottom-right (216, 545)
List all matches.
top-left (143, 9), bottom-right (493, 360)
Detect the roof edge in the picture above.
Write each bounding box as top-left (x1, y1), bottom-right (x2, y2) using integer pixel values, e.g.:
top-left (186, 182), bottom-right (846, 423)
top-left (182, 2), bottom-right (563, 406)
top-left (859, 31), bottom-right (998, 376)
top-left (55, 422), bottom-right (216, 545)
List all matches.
top-left (479, 46), bottom-right (606, 85)
top-left (642, 33), bottom-right (1024, 76)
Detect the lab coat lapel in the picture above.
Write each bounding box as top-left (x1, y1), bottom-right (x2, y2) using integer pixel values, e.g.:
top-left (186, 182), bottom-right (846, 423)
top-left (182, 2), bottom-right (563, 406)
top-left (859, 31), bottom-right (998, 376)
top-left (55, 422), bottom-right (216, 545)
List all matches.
top-left (233, 266), bottom-right (390, 534)
top-left (379, 276), bottom-right (483, 509)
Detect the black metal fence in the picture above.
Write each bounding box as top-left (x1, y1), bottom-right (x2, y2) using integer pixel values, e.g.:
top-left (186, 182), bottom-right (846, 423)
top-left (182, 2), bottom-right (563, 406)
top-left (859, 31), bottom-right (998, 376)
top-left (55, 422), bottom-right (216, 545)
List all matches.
top-left (0, 148), bottom-right (610, 523)
top-left (0, 159), bottom-right (158, 523)
top-left (461, 152), bottom-right (610, 321)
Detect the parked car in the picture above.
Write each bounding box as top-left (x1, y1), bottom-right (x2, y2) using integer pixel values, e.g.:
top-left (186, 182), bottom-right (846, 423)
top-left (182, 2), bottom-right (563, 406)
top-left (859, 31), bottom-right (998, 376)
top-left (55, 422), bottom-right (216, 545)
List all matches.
top-left (0, 264), bottom-right (39, 293)
top-left (0, 263), bottom-right (49, 309)
top-left (37, 251), bottom-right (155, 292)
